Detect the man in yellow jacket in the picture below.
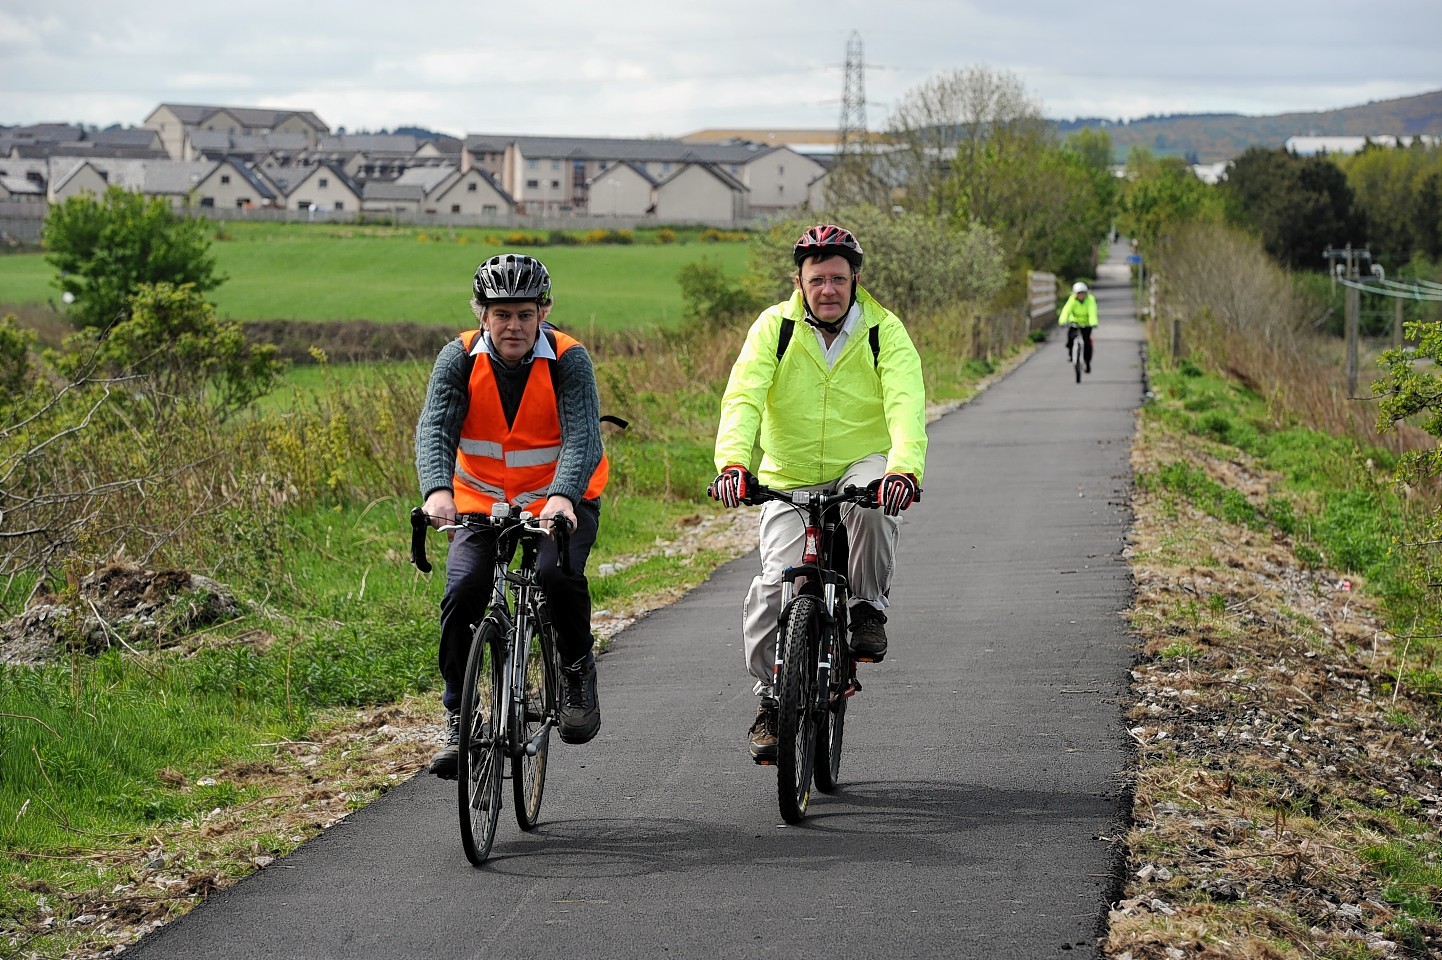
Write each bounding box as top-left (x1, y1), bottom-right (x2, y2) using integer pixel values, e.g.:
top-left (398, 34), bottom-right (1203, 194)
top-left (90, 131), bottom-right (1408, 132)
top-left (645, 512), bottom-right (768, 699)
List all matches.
top-left (710, 224), bottom-right (927, 761)
top-left (1058, 280), bottom-right (1099, 373)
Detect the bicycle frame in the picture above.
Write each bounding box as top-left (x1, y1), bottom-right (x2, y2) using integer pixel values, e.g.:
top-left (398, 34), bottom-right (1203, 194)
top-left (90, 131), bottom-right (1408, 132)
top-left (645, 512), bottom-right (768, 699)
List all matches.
top-left (775, 492), bottom-right (852, 698)
top-left (482, 518), bottom-right (553, 759)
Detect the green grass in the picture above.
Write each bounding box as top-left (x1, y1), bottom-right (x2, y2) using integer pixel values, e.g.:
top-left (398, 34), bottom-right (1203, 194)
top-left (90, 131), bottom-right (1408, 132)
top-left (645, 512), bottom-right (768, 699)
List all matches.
top-left (0, 221), bottom-right (752, 332)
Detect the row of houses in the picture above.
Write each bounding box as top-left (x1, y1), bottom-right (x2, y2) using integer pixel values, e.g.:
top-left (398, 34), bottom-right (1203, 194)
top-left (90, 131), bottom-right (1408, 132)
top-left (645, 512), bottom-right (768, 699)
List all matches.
top-left (0, 104), bottom-right (839, 226)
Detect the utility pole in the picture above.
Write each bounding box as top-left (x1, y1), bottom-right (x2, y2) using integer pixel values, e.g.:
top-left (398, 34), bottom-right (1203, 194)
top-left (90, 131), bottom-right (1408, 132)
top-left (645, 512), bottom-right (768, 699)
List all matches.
top-left (828, 31), bottom-right (873, 209)
top-left (1345, 244), bottom-right (1360, 397)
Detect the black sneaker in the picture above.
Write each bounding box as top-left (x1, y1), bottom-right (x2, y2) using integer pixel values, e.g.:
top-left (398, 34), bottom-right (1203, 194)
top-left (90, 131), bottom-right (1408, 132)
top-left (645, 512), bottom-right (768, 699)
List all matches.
top-left (429, 710), bottom-right (460, 780)
top-left (849, 604), bottom-right (888, 662)
top-left (749, 699), bottom-right (778, 763)
top-left (558, 654), bottom-right (601, 744)
top-left (1085, 363), bottom-right (1091, 374)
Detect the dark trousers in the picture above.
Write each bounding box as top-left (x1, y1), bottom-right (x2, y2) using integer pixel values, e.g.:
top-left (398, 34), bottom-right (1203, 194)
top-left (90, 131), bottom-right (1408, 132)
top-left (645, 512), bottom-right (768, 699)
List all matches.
top-left (1066, 325), bottom-right (1094, 366)
top-left (437, 499), bottom-right (600, 710)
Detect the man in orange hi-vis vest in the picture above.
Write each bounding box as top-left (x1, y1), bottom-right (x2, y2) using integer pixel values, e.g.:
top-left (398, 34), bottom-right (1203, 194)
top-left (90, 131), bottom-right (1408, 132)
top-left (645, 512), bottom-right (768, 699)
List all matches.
top-left (415, 254), bottom-right (607, 779)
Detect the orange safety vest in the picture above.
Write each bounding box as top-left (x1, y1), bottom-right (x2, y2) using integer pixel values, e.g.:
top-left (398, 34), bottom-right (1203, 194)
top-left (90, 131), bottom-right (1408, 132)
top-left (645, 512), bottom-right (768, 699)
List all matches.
top-left (452, 328), bottom-right (609, 514)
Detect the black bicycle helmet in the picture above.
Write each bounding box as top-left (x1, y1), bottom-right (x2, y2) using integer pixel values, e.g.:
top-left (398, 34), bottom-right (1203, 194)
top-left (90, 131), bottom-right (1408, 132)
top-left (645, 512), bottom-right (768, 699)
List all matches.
top-left (792, 224), bottom-right (864, 270)
top-left (473, 254), bottom-right (552, 306)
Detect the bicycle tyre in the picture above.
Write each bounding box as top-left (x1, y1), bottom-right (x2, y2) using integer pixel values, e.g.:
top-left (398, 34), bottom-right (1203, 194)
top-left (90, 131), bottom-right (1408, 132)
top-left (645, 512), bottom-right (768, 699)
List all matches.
top-left (512, 615), bottom-right (556, 830)
top-left (458, 621), bottom-right (505, 866)
top-left (814, 613), bottom-right (849, 793)
top-left (1073, 337), bottom-right (1083, 383)
top-left (775, 596), bottom-right (820, 824)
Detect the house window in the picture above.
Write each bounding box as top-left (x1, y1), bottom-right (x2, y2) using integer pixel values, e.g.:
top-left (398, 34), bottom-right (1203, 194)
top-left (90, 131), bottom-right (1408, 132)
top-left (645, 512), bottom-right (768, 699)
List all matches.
top-left (235, 198), bottom-right (247, 209)
top-left (526, 179), bottom-right (539, 189)
top-left (319, 177), bottom-right (329, 188)
top-left (334, 201), bottom-right (343, 210)
top-left (482, 204), bottom-right (497, 215)
top-left (527, 159), bottom-right (539, 169)
top-left (550, 180), bottom-right (560, 189)
top-left (551, 160), bottom-right (560, 171)
top-left (598, 161), bottom-right (608, 171)
top-left (220, 174), bottom-right (231, 185)
top-left (730, 165), bottom-right (739, 174)
top-left (779, 165), bottom-right (785, 175)
top-left (467, 182), bottom-right (477, 192)
top-left (452, 204), bottom-right (461, 213)
top-left (199, 197), bottom-right (215, 208)
top-left (662, 162), bottom-right (672, 173)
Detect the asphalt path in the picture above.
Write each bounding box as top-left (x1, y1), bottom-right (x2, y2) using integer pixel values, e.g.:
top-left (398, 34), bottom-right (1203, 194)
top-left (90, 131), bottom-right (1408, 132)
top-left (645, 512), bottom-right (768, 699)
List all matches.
top-left (126, 245), bottom-right (1144, 960)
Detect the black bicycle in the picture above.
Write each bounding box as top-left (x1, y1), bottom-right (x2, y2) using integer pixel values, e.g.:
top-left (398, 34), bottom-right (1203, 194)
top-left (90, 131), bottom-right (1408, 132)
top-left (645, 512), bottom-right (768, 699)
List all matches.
top-left (741, 482), bottom-right (878, 823)
top-left (410, 504), bottom-right (572, 865)
top-left (1066, 322), bottom-right (1088, 383)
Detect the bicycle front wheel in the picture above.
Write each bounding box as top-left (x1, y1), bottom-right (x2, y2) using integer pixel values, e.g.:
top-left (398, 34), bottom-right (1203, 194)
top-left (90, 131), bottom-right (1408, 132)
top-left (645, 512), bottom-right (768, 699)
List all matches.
top-left (458, 621), bottom-right (505, 866)
top-left (814, 614), bottom-right (849, 793)
top-left (776, 596), bottom-right (821, 824)
top-left (1073, 338), bottom-right (1083, 383)
top-left (512, 615), bottom-right (557, 830)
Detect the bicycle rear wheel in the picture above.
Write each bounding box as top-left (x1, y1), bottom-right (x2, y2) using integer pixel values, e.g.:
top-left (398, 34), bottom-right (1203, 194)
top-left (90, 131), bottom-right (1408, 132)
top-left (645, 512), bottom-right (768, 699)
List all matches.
top-left (512, 616), bottom-right (557, 830)
top-left (776, 596), bottom-right (820, 824)
top-left (814, 614), bottom-right (849, 793)
top-left (458, 621), bottom-right (505, 866)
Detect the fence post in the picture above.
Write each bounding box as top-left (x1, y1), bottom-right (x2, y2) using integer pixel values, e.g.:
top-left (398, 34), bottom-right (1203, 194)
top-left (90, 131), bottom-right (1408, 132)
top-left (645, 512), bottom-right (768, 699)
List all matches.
top-left (1171, 312), bottom-right (1182, 359)
top-left (1394, 297), bottom-right (1404, 349)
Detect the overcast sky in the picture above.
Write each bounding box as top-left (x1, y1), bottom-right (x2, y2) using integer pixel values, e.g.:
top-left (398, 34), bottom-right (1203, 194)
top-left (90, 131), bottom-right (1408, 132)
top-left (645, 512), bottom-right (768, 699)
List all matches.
top-left (3, 0), bottom-right (1438, 138)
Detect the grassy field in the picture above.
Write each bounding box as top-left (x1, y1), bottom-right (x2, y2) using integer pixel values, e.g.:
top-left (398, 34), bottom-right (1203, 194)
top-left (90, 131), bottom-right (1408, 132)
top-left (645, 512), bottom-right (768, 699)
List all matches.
top-left (0, 221), bottom-right (751, 331)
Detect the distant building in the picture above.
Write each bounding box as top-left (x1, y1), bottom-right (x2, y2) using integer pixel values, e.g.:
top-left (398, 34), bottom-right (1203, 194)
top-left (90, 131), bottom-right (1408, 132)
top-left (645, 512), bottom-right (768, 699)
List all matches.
top-left (1284, 135), bottom-right (1441, 156)
top-left (143, 104), bottom-right (329, 160)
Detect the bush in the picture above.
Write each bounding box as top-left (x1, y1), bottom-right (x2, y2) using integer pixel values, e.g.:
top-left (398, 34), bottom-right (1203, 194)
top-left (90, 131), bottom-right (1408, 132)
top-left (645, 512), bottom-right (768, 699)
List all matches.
top-left (656, 229), bottom-right (677, 245)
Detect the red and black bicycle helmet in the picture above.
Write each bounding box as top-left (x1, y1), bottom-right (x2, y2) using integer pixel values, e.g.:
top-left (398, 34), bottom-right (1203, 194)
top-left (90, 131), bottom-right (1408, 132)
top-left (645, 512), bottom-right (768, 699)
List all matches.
top-left (792, 224), bottom-right (864, 270)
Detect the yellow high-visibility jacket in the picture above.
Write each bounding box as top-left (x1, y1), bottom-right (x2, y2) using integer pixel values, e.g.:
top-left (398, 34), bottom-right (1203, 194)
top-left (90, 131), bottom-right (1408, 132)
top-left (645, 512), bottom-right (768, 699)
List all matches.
top-left (714, 287), bottom-right (927, 488)
top-left (1058, 293), bottom-right (1098, 327)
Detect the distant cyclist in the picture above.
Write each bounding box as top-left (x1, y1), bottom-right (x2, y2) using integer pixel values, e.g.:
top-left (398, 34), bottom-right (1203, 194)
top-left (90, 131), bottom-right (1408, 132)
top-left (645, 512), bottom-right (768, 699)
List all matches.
top-left (709, 224), bottom-right (927, 761)
top-left (1058, 280), bottom-right (1098, 373)
top-left (414, 254), bottom-right (607, 779)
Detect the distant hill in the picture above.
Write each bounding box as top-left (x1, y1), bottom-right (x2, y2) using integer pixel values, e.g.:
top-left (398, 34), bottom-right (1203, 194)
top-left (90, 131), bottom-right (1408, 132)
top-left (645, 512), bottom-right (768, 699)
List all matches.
top-left (1055, 89), bottom-right (1442, 163)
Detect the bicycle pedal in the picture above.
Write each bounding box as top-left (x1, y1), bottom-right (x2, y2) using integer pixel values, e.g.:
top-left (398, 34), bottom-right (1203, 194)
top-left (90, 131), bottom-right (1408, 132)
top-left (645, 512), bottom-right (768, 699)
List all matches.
top-left (753, 757), bottom-right (776, 767)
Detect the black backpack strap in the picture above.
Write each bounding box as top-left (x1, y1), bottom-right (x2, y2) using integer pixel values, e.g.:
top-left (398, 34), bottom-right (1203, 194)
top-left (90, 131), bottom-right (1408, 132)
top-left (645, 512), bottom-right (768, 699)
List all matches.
top-left (777, 316), bottom-right (879, 367)
top-left (775, 317), bottom-right (795, 362)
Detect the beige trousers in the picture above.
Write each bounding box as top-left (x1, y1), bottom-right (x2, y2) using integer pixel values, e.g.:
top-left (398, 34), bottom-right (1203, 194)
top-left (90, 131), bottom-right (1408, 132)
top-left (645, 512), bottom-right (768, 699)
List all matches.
top-left (741, 454), bottom-right (900, 698)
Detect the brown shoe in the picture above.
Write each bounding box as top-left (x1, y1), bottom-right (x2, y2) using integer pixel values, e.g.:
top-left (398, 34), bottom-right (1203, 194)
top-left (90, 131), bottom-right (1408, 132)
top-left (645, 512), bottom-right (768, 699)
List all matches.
top-left (748, 700), bottom-right (778, 762)
top-left (849, 604), bottom-right (888, 662)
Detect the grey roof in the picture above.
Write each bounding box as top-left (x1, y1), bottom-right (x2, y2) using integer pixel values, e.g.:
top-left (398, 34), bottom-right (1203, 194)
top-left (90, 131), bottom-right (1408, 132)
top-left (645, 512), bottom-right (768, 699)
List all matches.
top-left (595, 159), bottom-right (657, 186)
top-left (152, 103), bottom-right (329, 133)
top-left (91, 128), bottom-right (164, 148)
top-left (315, 134), bottom-right (419, 155)
top-left (463, 133), bottom-right (782, 166)
top-left (3, 123), bottom-right (85, 143)
top-left (362, 181), bottom-right (426, 202)
top-left (393, 165), bottom-right (457, 190)
top-left (0, 176), bottom-right (44, 196)
top-left (281, 161), bottom-right (363, 198)
top-left (47, 157), bottom-right (214, 195)
top-left (189, 131), bottom-right (311, 156)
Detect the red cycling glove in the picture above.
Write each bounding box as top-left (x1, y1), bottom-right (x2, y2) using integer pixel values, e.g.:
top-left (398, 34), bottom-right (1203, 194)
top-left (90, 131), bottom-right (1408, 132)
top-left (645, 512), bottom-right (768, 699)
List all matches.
top-left (877, 472), bottom-right (920, 516)
top-left (710, 465), bottom-right (752, 509)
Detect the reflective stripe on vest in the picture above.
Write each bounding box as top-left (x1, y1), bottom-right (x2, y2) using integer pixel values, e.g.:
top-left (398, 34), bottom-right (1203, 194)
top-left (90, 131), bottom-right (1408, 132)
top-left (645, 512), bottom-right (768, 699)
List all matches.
top-left (451, 328), bottom-right (609, 514)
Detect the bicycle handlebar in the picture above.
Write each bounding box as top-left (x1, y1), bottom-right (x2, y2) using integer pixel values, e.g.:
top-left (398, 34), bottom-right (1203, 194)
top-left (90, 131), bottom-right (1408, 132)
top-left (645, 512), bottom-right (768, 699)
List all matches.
top-left (409, 507), bottom-right (574, 576)
top-left (741, 481), bottom-right (880, 510)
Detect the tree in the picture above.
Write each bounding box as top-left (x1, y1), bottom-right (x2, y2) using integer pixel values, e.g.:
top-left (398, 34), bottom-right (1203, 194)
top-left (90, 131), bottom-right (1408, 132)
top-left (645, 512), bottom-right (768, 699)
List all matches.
top-left (883, 67), bottom-right (1114, 274)
top-left (52, 282), bottom-right (283, 424)
top-left (1219, 147), bottom-right (1363, 270)
top-left (43, 186), bottom-right (224, 331)
top-left (1117, 148), bottom-right (1221, 250)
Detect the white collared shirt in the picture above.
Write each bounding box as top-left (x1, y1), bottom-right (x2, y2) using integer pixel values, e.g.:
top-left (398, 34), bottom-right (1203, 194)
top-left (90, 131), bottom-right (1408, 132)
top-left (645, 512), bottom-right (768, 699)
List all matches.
top-left (811, 303), bottom-right (861, 368)
top-left (471, 327), bottom-right (558, 364)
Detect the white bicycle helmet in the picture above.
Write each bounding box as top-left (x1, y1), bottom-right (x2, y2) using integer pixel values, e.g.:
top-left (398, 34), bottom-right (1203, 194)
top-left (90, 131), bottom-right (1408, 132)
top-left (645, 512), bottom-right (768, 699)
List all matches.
top-left (1072, 281), bottom-right (1089, 294)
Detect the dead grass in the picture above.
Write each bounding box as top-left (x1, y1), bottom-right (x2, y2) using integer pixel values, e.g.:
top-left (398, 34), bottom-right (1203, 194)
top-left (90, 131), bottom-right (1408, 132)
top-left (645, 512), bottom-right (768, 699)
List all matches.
top-left (1106, 413), bottom-right (1442, 960)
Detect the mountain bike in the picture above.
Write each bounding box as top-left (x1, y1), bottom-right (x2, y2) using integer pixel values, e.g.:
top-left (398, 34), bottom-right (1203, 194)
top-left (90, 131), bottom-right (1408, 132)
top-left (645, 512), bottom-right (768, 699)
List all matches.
top-left (410, 504), bottom-right (572, 866)
top-left (1066, 322), bottom-right (1088, 383)
top-left (742, 482), bottom-right (877, 824)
